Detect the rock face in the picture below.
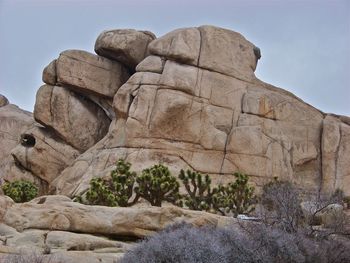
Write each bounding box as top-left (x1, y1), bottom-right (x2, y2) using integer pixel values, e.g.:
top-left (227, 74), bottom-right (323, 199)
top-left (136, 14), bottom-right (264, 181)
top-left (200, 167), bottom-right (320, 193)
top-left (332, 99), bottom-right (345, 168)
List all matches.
top-left (95, 29), bottom-right (156, 69)
top-left (0, 195), bottom-right (234, 262)
top-left (1, 24), bottom-right (350, 262)
top-left (2, 25), bottom-right (350, 199)
top-left (0, 101), bottom-right (35, 165)
top-left (34, 85), bottom-right (110, 152)
top-left (0, 99), bottom-right (39, 190)
top-left (48, 25), bottom-right (349, 198)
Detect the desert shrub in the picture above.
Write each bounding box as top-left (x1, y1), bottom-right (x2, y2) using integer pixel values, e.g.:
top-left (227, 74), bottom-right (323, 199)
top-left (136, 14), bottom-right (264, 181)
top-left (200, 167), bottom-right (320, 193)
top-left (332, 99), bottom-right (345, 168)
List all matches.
top-left (178, 171), bottom-right (255, 217)
top-left (178, 169), bottom-right (213, 211)
top-left (121, 222), bottom-right (350, 263)
top-left (135, 164), bottom-right (180, 207)
top-left (2, 252), bottom-right (55, 263)
top-left (211, 172), bottom-right (255, 217)
top-left (120, 223), bottom-right (260, 263)
top-left (121, 223), bottom-right (347, 263)
top-left (84, 159), bottom-right (139, 206)
top-left (260, 178), bottom-right (303, 232)
top-left (2, 180), bottom-right (38, 203)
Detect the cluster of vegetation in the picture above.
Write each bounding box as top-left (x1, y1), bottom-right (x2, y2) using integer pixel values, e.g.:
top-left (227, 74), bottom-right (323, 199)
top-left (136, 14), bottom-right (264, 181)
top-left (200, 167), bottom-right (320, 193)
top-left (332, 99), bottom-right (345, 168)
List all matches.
top-left (1, 180), bottom-right (38, 203)
top-left (121, 180), bottom-right (350, 263)
top-left (2, 252), bottom-right (55, 263)
top-left (75, 159), bottom-right (256, 216)
top-left (120, 222), bottom-right (350, 263)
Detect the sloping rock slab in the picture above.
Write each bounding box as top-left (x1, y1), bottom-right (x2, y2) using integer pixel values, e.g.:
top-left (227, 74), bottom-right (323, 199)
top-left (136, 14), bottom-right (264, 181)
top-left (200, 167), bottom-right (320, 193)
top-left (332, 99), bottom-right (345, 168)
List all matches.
top-left (95, 29), bottom-right (156, 69)
top-left (3, 195), bottom-right (235, 239)
top-left (56, 50), bottom-right (130, 98)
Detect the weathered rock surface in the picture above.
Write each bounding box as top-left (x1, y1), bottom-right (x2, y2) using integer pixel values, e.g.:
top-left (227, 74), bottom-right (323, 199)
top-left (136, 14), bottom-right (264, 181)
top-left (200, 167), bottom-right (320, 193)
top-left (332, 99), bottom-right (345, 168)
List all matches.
top-left (0, 195), bottom-right (235, 261)
top-left (10, 126), bottom-right (80, 184)
top-left (55, 50), bottom-right (130, 98)
top-left (1, 24), bottom-right (350, 262)
top-left (2, 25), bottom-right (350, 202)
top-left (3, 195), bottom-right (233, 237)
top-left (0, 101), bottom-right (38, 189)
top-left (42, 59), bottom-right (57, 85)
top-left (322, 115), bottom-right (350, 195)
top-left (95, 29), bottom-right (156, 69)
top-left (34, 85), bottom-right (110, 152)
top-left (0, 103), bottom-right (35, 165)
top-left (49, 25), bottom-right (350, 198)
top-left (148, 25), bottom-right (259, 81)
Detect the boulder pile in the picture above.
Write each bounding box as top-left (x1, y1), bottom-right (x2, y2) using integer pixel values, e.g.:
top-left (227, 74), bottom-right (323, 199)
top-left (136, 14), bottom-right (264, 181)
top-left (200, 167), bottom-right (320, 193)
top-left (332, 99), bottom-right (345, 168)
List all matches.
top-left (0, 25), bottom-right (349, 262)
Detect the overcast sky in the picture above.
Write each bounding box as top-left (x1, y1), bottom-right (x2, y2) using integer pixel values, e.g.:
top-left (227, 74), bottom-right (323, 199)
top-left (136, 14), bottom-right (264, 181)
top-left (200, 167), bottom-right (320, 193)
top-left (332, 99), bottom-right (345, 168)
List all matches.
top-left (0, 0), bottom-right (349, 116)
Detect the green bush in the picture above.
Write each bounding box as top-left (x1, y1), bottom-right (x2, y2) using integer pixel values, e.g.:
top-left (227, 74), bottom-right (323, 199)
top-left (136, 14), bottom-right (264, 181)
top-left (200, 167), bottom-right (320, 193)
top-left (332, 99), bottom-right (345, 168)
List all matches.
top-left (178, 169), bottom-right (213, 211)
top-left (178, 170), bottom-right (255, 217)
top-left (80, 160), bottom-right (256, 213)
top-left (2, 180), bottom-right (38, 203)
top-left (135, 164), bottom-right (180, 207)
top-left (211, 172), bottom-right (255, 217)
top-left (85, 159), bottom-right (139, 207)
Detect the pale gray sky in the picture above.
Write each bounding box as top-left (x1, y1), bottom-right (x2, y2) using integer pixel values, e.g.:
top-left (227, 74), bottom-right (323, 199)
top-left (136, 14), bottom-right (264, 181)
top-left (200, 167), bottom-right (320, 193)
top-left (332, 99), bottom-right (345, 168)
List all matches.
top-left (0, 0), bottom-right (349, 116)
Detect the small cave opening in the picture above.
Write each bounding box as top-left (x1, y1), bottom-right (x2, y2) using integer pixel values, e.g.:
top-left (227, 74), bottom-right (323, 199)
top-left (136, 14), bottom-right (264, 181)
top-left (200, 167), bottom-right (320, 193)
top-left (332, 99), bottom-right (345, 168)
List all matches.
top-left (20, 134), bottom-right (36, 147)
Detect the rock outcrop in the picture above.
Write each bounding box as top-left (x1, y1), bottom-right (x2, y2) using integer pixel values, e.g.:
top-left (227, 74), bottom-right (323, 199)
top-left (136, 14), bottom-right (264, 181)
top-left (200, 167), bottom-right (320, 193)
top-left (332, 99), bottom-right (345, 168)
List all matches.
top-left (0, 195), bottom-right (235, 262)
top-left (40, 25), bottom-right (348, 198)
top-left (3, 26), bottom-right (350, 196)
top-left (0, 98), bottom-right (40, 190)
top-left (1, 24), bottom-right (349, 262)
top-left (95, 29), bottom-right (156, 69)
top-left (2, 25), bottom-right (350, 197)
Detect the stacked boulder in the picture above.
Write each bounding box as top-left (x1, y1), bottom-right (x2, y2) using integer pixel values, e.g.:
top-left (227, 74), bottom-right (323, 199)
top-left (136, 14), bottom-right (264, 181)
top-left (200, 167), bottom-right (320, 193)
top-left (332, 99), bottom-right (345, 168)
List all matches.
top-left (49, 26), bottom-right (350, 198)
top-left (1, 25), bottom-right (350, 199)
top-left (5, 30), bottom-right (156, 194)
top-left (0, 25), bottom-right (350, 262)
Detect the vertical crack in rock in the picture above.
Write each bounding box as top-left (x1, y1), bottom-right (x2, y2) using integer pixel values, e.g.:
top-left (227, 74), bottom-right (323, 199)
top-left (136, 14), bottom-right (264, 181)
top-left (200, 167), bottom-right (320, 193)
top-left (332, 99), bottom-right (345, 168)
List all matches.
top-left (219, 108), bottom-right (236, 175)
top-left (334, 122), bottom-right (342, 189)
top-left (196, 27), bottom-right (203, 67)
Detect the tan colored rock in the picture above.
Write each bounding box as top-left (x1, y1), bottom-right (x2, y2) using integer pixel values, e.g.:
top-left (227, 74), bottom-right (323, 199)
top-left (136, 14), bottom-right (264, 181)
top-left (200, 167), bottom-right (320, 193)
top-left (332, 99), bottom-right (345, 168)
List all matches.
top-left (0, 196), bottom-right (14, 221)
top-left (322, 115), bottom-right (350, 196)
top-left (56, 50), bottom-right (130, 98)
top-left (136, 55), bottom-right (164, 73)
top-left (148, 26), bottom-right (259, 81)
top-left (0, 103), bottom-right (36, 188)
top-left (6, 229), bottom-right (47, 251)
top-left (54, 31), bottom-right (326, 196)
top-left (95, 29), bottom-right (156, 69)
top-left (3, 25), bottom-right (346, 199)
top-left (0, 94), bottom-right (9, 107)
top-left (42, 59), bottom-right (57, 85)
top-left (46, 231), bottom-right (129, 251)
top-left (10, 126), bottom-right (80, 184)
top-left (148, 27), bottom-right (200, 65)
top-left (34, 85), bottom-right (110, 152)
top-left (3, 195), bottom-right (235, 238)
top-left (0, 104), bottom-right (34, 164)
top-left (198, 25), bottom-right (258, 81)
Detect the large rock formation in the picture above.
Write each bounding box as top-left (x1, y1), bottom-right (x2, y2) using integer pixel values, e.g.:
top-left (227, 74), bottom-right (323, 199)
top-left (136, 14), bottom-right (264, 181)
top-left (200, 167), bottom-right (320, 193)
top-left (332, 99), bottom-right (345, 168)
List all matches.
top-left (1, 25), bottom-right (349, 262)
top-left (2, 25), bottom-right (350, 198)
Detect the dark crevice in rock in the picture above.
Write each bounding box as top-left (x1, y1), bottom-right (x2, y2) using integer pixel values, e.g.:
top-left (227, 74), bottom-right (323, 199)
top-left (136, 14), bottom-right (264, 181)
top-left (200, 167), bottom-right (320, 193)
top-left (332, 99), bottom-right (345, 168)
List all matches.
top-left (319, 117), bottom-right (325, 193)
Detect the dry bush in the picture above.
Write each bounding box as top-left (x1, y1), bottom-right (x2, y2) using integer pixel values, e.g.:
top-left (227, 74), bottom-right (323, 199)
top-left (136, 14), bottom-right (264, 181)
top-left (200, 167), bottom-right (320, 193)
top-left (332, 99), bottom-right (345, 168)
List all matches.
top-left (2, 253), bottom-right (56, 263)
top-left (120, 222), bottom-right (350, 263)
